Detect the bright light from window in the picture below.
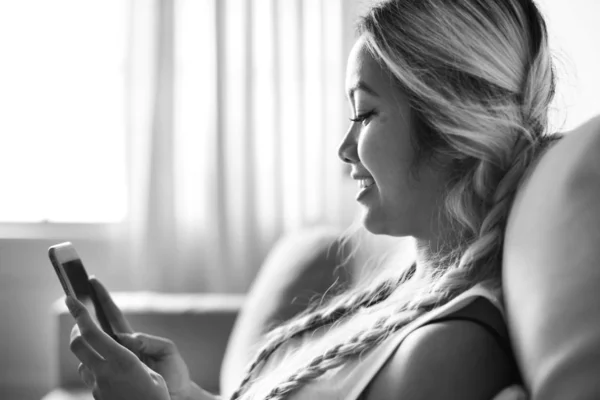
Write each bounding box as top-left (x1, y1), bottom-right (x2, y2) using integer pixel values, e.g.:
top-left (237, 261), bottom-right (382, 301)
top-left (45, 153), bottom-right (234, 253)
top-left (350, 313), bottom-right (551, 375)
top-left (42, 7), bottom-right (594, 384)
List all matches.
top-left (537, 0), bottom-right (600, 132)
top-left (0, 0), bottom-right (128, 223)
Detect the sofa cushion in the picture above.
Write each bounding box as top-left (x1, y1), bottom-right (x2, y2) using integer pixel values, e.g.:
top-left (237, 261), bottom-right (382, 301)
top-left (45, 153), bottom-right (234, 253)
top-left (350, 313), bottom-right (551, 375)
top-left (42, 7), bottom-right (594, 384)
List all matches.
top-left (219, 226), bottom-right (353, 397)
top-left (503, 117), bottom-right (600, 397)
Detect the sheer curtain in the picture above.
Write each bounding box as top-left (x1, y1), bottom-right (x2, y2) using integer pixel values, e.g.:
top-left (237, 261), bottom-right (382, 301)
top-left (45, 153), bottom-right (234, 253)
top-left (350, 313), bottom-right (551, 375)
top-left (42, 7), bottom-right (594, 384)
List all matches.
top-left (114, 0), bottom-right (347, 293)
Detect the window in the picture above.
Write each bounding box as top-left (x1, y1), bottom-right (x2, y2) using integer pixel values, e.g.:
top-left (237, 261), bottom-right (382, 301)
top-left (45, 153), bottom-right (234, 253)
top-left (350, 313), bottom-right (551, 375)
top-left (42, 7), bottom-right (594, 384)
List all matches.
top-left (0, 0), bottom-right (128, 223)
top-left (538, 0), bottom-right (600, 131)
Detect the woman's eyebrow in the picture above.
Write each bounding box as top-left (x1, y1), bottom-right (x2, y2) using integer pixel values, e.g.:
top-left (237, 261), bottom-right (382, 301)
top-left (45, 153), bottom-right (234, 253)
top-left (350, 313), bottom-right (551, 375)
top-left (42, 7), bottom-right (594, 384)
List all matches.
top-left (346, 81), bottom-right (379, 100)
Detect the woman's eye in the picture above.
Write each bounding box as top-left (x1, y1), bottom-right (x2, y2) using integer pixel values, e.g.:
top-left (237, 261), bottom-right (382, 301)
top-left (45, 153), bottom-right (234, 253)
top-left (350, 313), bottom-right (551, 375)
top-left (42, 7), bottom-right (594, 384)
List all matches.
top-left (349, 110), bottom-right (376, 126)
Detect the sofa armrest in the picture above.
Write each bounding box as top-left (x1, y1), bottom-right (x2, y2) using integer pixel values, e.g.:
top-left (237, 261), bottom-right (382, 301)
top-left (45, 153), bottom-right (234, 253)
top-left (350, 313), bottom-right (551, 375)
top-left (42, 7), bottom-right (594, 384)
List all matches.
top-left (219, 227), bottom-right (353, 398)
top-left (51, 292), bottom-right (245, 396)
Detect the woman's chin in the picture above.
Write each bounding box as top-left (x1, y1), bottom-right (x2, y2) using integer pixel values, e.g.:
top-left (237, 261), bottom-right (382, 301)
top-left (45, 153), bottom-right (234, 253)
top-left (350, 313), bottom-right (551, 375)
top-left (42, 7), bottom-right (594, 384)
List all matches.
top-left (361, 208), bottom-right (389, 235)
top-left (361, 208), bottom-right (410, 237)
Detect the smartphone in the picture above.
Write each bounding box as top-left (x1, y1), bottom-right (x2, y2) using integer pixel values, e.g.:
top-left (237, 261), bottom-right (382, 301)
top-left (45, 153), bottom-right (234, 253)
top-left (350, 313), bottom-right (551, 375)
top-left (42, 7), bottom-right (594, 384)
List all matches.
top-left (48, 242), bottom-right (120, 343)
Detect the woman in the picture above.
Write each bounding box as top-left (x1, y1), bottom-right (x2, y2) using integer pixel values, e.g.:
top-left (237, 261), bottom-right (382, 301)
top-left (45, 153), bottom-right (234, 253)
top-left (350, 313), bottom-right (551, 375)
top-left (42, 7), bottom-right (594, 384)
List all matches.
top-left (65, 0), bottom-right (591, 398)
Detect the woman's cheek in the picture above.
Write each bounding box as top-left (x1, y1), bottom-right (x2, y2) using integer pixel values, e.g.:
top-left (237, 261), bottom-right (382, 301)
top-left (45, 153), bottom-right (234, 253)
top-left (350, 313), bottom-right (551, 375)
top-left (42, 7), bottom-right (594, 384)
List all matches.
top-left (357, 126), bottom-right (378, 168)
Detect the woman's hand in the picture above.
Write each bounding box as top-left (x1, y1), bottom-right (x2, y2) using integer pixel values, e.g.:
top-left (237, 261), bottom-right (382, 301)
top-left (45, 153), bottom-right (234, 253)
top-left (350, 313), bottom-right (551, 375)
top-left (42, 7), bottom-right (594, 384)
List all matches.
top-left (79, 277), bottom-right (195, 400)
top-left (67, 295), bottom-right (170, 400)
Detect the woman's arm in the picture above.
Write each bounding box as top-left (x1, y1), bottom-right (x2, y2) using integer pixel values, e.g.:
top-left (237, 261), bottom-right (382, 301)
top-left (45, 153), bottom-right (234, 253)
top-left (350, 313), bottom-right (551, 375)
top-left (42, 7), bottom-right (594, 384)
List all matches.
top-left (503, 118), bottom-right (600, 400)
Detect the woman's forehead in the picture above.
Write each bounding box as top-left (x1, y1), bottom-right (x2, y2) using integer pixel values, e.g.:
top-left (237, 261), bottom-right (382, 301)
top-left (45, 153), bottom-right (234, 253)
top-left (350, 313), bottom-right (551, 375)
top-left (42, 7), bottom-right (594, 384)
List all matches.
top-left (346, 38), bottom-right (404, 103)
top-left (346, 39), bottom-right (378, 91)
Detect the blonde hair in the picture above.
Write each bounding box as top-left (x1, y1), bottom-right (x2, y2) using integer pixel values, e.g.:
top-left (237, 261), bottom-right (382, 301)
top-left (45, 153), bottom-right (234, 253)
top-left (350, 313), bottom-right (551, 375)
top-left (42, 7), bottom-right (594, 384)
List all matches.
top-left (228, 1), bottom-right (562, 398)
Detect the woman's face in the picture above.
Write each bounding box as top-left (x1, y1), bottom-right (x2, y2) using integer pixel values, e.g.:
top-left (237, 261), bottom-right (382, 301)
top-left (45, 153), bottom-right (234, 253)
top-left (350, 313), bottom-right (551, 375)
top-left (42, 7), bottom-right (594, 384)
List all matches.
top-left (338, 37), bottom-right (447, 238)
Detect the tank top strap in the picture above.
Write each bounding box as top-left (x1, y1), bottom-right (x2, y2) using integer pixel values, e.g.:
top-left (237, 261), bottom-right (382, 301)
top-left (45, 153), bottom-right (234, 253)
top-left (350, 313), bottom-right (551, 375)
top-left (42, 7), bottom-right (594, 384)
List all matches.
top-left (423, 294), bottom-right (523, 386)
top-left (427, 296), bottom-right (510, 354)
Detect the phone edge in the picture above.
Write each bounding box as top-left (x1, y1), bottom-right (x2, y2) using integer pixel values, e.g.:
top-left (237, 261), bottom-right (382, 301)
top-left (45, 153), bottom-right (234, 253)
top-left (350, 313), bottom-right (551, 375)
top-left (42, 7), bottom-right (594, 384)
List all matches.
top-left (48, 246), bottom-right (77, 298)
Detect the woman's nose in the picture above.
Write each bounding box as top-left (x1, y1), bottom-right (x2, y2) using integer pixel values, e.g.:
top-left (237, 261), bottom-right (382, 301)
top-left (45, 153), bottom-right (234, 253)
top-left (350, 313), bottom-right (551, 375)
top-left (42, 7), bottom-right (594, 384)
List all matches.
top-left (338, 128), bottom-right (358, 164)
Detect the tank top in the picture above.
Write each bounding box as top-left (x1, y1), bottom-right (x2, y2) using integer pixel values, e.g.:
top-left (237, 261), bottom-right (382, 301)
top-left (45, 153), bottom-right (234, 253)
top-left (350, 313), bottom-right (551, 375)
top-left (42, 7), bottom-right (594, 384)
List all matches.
top-left (244, 282), bottom-right (520, 400)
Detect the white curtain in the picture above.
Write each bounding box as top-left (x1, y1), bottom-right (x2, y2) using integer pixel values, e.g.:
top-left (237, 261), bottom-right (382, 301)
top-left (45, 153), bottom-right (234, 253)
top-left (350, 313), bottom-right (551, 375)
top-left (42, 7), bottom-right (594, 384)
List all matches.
top-left (113, 0), bottom-right (347, 293)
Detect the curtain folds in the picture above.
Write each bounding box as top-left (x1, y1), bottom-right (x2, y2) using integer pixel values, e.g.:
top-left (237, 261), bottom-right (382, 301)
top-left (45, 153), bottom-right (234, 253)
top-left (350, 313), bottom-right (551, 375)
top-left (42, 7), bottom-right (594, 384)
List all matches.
top-left (114, 0), bottom-right (347, 293)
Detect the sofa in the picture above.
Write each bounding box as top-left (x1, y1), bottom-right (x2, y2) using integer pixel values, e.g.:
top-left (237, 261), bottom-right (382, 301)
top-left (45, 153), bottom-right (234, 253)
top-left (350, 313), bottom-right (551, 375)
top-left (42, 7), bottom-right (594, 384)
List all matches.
top-left (42, 226), bottom-right (397, 399)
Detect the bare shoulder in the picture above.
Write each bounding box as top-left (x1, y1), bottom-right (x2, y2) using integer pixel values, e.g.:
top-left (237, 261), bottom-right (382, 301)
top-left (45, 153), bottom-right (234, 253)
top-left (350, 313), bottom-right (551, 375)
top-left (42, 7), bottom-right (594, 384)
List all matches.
top-left (363, 320), bottom-right (515, 400)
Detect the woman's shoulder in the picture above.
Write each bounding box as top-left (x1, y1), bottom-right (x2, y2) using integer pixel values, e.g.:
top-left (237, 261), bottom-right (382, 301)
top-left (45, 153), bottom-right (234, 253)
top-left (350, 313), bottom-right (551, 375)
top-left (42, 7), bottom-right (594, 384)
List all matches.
top-left (363, 310), bottom-right (516, 400)
top-left (359, 291), bottom-right (517, 400)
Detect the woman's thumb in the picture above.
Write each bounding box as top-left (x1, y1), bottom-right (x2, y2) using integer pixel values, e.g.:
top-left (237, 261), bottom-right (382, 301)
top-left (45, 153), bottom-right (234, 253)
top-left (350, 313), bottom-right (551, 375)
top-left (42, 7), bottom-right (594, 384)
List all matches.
top-left (116, 332), bottom-right (175, 357)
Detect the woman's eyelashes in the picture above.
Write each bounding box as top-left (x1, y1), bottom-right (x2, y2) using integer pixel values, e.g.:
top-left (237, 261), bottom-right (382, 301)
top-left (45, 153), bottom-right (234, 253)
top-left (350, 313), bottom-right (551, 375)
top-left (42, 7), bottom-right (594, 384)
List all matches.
top-left (349, 110), bottom-right (377, 126)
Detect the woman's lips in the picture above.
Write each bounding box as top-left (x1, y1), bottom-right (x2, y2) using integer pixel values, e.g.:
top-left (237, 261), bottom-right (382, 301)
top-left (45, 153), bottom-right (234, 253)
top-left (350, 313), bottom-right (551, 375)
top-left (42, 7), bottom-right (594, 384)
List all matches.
top-left (356, 181), bottom-right (376, 201)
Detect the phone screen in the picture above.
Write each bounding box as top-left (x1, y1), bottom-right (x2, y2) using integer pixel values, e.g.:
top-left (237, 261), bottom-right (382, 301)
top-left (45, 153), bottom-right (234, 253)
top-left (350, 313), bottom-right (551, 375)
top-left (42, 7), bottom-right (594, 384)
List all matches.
top-left (62, 259), bottom-right (97, 320)
top-left (57, 256), bottom-right (118, 342)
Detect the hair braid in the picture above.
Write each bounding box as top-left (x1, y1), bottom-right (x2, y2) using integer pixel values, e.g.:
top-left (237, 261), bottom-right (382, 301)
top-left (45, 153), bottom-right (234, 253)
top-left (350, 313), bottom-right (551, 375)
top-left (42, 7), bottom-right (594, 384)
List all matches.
top-left (228, 266), bottom-right (416, 399)
top-left (263, 303), bottom-right (436, 400)
top-left (265, 310), bottom-right (424, 400)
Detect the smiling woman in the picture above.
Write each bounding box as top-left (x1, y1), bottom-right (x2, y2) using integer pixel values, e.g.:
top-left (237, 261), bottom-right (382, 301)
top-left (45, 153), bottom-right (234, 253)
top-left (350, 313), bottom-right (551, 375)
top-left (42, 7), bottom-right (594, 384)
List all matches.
top-left (224, 0), bottom-right (563, 398)
top-left (58, 0), bottom-right (599, 399)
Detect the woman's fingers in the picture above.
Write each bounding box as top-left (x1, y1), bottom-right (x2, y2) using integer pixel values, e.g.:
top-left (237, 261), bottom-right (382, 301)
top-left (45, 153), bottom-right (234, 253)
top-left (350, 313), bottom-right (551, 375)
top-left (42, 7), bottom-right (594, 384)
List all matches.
top-left (66, 296), bottom-right (126, 367)
top-left (70, 324), bottom-right (105, 371)
top-left (89, 277), bottom-right (134, 334)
